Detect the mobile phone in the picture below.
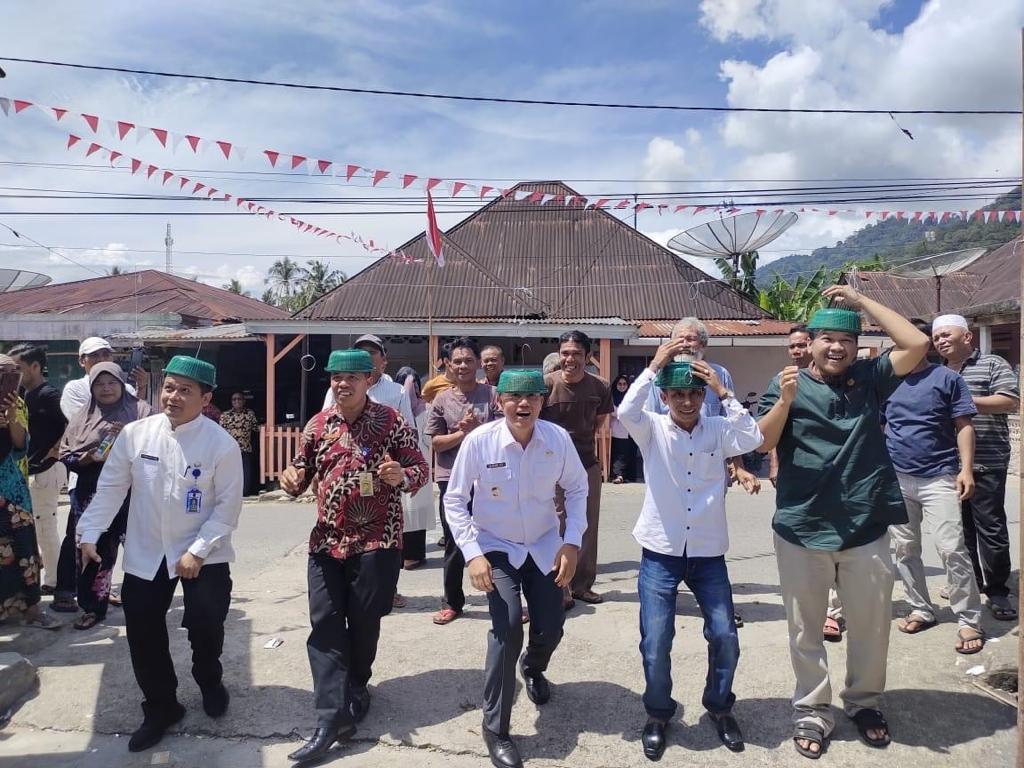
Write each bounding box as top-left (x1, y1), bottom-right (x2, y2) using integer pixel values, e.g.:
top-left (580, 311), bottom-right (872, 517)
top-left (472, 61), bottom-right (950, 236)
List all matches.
top-left (0, 369), bottom-right (22, 400)
top-left (129, 346), bottom-right (145, 371)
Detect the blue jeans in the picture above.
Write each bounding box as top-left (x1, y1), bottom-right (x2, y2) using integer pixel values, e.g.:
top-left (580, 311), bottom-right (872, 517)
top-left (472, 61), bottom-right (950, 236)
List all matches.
top-left (638, 548), bottom-right (739, 720)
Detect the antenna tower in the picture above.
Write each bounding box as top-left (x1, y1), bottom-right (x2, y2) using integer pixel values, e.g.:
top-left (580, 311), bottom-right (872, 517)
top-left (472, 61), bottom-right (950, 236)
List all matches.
top-left (164, 222), bottom-right (173, 274)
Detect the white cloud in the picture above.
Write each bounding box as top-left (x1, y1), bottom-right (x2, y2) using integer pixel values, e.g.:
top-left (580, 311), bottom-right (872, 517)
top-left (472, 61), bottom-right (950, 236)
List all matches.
top-left (699, 0), bottom-right (891, 43)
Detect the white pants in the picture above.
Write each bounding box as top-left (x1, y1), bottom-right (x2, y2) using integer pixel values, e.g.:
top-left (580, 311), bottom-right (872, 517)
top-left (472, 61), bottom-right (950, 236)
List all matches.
top-left (889, 472), bottom-right (981, 628)
top-left (29, 462), bottom-right (67, 589)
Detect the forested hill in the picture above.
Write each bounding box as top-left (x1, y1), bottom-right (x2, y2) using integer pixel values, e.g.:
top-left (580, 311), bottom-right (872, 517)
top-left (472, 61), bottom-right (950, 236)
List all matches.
top-left (758, 186), bottom-right (1021, 286)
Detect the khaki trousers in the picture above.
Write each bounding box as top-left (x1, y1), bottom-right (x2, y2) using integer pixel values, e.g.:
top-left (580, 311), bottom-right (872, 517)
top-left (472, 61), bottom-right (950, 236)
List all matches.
top-left (555, 463), bottom-right (602, 596)
top-left (29, 462), bottom-right (66, 589)
top-left (774, 532), bottom-right (894, 734)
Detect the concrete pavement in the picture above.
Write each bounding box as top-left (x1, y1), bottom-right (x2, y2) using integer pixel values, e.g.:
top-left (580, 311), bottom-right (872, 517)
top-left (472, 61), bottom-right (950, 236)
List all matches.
top-left (0, 482), bottom-right (1017, 767)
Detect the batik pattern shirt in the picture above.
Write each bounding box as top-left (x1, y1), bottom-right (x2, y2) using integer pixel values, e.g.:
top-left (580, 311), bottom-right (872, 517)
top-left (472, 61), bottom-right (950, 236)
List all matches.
top-left (292, 401), bottom-right (428, 560)
top-left (220, 409), bottom-right (258, 454)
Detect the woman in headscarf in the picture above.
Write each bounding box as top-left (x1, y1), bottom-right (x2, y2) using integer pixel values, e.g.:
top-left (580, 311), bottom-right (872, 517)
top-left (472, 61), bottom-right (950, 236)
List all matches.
top-left (395, 366), bottom-right (434, 569)
top-left (609, 374), bottom-right (637, 483)
top-left (0, 353), bottom-right (59, 629)
top-left (59, 362), bottom-right (150, 629)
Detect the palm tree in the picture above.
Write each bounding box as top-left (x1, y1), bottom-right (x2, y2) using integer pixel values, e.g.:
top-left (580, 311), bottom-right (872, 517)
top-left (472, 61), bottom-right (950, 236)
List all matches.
top-left (108, 265), bottom-right (124, 276)
top-left (297, 260), bottom-right (345, 306)
top-left (266, 257), bottom-right (303, 306)
top-left (757, 266), bottom-right (830, 321)
top-left (715, 251), bottom-right (759, 302)
top-left (260, 288), bottom-right (278, 306)
top-left (222, 278), bottom-right (249, 296)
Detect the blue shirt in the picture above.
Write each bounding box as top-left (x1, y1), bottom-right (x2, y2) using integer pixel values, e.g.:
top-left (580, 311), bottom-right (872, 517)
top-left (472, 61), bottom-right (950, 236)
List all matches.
top-left (644, 362), bottom-right (734, 417)
top-left (884, 364), bottom-right (976, 478)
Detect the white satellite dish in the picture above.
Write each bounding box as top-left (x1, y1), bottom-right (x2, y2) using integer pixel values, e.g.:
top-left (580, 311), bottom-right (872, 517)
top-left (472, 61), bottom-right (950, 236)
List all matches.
top-left (888, 247), bottom-right (987, 277)
top-left (668, 210), bottom-right (799, 261)
top-left (0, 269), bottom-right (51, 292)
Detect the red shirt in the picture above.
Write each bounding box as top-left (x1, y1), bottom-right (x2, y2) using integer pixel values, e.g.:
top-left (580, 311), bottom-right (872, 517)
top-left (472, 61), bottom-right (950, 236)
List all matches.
top-left (292, 401), bottom-right (428, 560)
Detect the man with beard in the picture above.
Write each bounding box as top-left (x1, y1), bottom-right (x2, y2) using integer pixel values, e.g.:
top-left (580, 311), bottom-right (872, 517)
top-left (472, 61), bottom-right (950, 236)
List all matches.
top-left (282, 349), bottom-right (428, 762)
top-left (758, 287), bottom-right (928, 758)
top-left (932, 314), bottom-right (1020, 621)
top-left (445, 369), bottom-right (588, 768)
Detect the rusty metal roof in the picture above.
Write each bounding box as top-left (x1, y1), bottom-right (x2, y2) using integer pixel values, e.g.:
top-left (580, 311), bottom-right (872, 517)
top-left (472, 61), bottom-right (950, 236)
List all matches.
top-left (637, 319), bottom-right (797, 337)
top-left (954, 236), bottom-right (1021, 316)
top-left (0, 270), bottom-right (288, 322)
top-left (297, 181), bottom-right (769, 323)
top-left (110, 323), bottom-right (258, 343)
top-left (843, 270), bottom-right (984, 319)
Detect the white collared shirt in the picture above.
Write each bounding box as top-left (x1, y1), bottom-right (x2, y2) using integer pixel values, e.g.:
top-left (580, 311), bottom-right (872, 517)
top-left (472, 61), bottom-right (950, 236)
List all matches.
top-left (444, 418), bottom-right (589, 570)
top-left (77, 412), bottom-right (244, 579)
top-left (619, 367), bottom-right (763, 558)
top-left (322, 373), bottom-right (415, 428)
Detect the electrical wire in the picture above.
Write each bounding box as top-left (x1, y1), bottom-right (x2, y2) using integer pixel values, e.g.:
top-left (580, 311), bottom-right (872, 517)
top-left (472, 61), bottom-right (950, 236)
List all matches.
top-left (0, 57), bottom-right (1018, 115)
top-left (0, 221), bottom-right (105, 275)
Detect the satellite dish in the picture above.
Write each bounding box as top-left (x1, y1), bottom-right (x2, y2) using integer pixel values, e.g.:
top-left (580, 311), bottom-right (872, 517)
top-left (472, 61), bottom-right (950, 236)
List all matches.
top-left (668, 211), bottom-right (799, 261)
top-left (887, 247), bottom-right (987, 277)
top-left (0, 269), bottom-right (51, 292)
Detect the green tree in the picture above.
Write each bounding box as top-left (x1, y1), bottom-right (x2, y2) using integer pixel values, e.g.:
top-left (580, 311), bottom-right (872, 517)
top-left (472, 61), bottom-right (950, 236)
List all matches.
top-left (108, 265), bottom-right (123, 276)
top-left (757, 266), bottom-right (830, 321)
top-left (295, 260), bottom-right (346, 308)
top-left (260, 288), bottom-right (278, 306)
top-left (222, 278), bottom-right (249, 296)
top-left (715, 251), bottom-right (759, 302)
top-left (266, 257), bottom-right (303, 308)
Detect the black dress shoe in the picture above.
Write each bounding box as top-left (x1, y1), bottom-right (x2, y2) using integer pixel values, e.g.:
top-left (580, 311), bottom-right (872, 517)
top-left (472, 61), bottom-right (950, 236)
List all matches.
top-left (287, 723), bottom-right (356, 763)
top-left (711, 712), bottom-right (745, 752)
top-left (482, 726), bottom-right (523, 768)
top-left (128, 703), bottom-right (185, 752)
top-left (641, 719), bottom-right (667, 761)
top-left (348, 688), bottom-right (371, 723)
top-left (519, 660), bottom-right (550, 705)
top-left (201, 683), bottom-right (230, 718)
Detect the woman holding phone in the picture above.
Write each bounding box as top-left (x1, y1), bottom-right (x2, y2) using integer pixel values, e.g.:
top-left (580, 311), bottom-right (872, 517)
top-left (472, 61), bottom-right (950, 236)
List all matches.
top-left (0, 354), bottom-right (60, 629)
top-left (59, 362), bottom-right (150, 629)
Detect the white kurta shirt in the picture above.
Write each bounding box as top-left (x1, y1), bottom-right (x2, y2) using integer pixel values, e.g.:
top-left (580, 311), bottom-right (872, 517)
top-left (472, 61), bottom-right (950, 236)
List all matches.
top-left (77, 412), bottom-right (244, 580)
top-left (322, 373), bottom-right (415, 428)
top-left (619, 367), bottom-right (763, 558)
top-left (444, 418), bottom-right (589, 570)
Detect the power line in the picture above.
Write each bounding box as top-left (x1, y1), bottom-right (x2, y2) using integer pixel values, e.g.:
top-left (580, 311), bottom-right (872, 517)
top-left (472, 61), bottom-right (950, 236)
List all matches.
top-left (0, 221), bottom-right (105, 275)
top-left (1, 57), bottom-right (1018, 116)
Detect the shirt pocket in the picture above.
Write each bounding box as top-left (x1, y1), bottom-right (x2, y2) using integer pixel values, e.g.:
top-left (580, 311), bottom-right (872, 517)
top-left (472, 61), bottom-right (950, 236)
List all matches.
top-left (692, 448), bottom-right (722, 478)
top-left (173, 473), bottom-right (214, 514)
top-left (480, 466), bottom-right (514, 504)
top-left (132, 455), bottom-right (163, 490)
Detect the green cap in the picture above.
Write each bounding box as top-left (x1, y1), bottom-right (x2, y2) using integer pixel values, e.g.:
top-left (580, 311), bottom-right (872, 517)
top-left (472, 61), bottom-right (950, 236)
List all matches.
top-left (325, 348), bottom-right (374, 373)
top-left (496, 369), bottom-right (548, 395)
top-left (164, 355), bottom-right (216, 388)
top-left (808, 308), bottom-right (861, 334)
top-left (655, 362), bottom-right (705, 390)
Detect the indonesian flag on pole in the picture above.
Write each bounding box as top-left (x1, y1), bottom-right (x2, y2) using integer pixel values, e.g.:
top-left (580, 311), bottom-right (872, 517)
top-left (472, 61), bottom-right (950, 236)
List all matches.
top-left (426, 190), bottom-right (444, 267)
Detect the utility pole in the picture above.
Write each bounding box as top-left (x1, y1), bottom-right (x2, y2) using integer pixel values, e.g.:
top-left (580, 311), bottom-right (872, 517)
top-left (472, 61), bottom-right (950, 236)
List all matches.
top-left (633, 193), bottom-right (638, 229)
top-left (164, 222), bottom-right (173, 275)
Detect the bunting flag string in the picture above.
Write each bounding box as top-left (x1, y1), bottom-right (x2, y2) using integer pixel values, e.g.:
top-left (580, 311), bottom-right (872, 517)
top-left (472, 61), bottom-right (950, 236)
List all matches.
top-left (57, 130), bottom-right (391, 257)
top-left (2, 95), bottom-right (1021, 225)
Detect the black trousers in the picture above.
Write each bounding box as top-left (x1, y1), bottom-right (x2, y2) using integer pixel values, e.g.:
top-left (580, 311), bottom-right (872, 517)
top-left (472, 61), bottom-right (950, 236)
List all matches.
top-left (483, 552), bottom-right (564, 736)
top-left (962, 468), bottom-right (1011, 597)
top-left (122, 560), bottom-right (232, 720)
top-left (610, 437), bottom-right (636, 481)
top-left (307, 549), bottom-right (401, 728)
top-left (438, 480), bottom-right (469, 612)
top-left (241, 451), bottom-right (253, 497)
top-left (402, 530), bottom-right (427, 562)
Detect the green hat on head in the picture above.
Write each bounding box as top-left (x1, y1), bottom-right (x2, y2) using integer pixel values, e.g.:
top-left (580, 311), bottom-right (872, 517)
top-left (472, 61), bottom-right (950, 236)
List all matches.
top-left (808, 308), bottom-right (861, 334)
top-left (164, 355), bottom-right (217, 388)
top-left (325, 348), bottom-right (374, 373)
top-left (656, 362), bottom-right (704, 391)
top-left (496, 369), bottom-right (548, 395)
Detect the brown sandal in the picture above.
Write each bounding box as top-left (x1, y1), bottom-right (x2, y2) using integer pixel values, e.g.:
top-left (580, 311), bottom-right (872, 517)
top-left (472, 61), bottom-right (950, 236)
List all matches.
top-left (897, 614), bottom-right (936, 634)
top-left (955, 626), bottom-right (985, 655)
top-left (74, 612), bottom-right (101, 631)
top-left (823, 616), bottom-right (843, 642)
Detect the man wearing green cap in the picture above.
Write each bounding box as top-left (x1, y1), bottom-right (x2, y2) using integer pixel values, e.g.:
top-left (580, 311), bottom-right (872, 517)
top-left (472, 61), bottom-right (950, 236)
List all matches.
top-left (757, 285), bottom-right (929, 758)
top-left (618, 340), bottom-right (763, 759)
top-left (444, 369), bottom-right (588, 768)
top-left (281, 349), bottom-right (429, 763)
top-left (77, 355), bottom-right (243, 753)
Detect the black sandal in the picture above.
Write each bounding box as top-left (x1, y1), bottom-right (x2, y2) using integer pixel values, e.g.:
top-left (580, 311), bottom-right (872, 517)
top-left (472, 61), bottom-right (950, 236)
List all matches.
top-left (73, 612), bottom-right (101, 630)
top-left (793, 722), bottom-right (826, 759)
top-left (850, 708), bottom-right (891, 748)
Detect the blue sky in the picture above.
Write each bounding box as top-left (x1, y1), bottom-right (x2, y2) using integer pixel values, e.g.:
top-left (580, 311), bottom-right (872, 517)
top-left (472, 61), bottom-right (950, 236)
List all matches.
top-left (0, 0), bottom-right (1019, 291)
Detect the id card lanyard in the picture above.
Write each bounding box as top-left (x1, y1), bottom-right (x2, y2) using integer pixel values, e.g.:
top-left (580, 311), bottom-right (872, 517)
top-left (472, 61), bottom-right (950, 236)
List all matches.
top-left (185, 466), bottom-right (203, 514)
top-left (357, 445), bottom-right (375, 496)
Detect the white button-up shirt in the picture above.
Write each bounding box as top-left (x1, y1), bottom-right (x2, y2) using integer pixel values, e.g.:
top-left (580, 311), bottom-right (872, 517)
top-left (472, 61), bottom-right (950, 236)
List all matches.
top-left (323, 373), bottom-right (415, 428)
top-left (444, 418), bottom-right (589, 570)
top-left (620, 367), bottom-right (762, 558)
top-left (77, 412), bottom-right (244, 580)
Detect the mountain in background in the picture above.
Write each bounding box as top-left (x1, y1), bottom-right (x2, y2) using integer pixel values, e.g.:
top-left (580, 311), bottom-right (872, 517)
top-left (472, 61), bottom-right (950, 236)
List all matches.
top-left (757, 186), bottom-right (1021, 287)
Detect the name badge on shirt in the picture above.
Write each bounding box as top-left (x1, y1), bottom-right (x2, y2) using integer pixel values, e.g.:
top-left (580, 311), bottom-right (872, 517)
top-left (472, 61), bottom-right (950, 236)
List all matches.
top-left (358, 472), bottom-right (375, 496)
top-left (485, 462), bottom-right (507, 469)
top-left (141, 453), bottom-right (159, 462)
top-left (185, 487), bottom-right (202, 514)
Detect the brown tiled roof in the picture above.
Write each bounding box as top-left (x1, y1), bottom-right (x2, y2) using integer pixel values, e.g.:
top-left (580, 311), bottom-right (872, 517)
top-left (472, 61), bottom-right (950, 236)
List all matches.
top-left (843, 270), bottom-right (984, 319)
top-left (0, 270), bottom-right (288, 322)
top-left (955, 236), bottom-right (1021, 316)
top-left (297, 181), bottom-right (769, 322)
top-left (637, 319), bottom-right (796, 337)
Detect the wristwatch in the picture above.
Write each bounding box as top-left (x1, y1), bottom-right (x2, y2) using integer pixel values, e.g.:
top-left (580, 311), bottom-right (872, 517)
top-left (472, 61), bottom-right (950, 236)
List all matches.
top-left (720, 389), bottom-right (735, 400)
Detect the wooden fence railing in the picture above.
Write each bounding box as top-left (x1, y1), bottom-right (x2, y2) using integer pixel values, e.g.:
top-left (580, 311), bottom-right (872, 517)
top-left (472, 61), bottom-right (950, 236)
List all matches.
top-left (260, 425), bottom-right (303, 484)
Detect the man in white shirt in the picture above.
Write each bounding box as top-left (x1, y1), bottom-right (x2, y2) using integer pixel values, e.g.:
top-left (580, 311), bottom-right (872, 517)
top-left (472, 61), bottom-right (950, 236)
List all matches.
top-left (445, 369), bottom-right (588, 768)
top-left (619, 339), bottom-right (763, 760)
top-left (78, 355), bottom-right (243, 753)
top-left (321, 334), bottom-right (415, 427)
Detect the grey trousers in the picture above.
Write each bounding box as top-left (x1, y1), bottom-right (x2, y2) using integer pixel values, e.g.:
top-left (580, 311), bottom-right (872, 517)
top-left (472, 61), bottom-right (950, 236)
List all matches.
top-left (774, 532), bottom-right (894, 735)
top-left (556, 463), bottom-right (602, 595)
top-left (890, 472), bottom-right (981, 628)
top-left (483, 551), bottom-right (564, 736)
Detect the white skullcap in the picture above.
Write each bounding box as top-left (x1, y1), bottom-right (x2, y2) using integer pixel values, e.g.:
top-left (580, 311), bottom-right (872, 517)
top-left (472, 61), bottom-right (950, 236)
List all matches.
top-left (932, 314), bottom-right (969, 331)
top-left (78, 337), bottom-right (113, 355)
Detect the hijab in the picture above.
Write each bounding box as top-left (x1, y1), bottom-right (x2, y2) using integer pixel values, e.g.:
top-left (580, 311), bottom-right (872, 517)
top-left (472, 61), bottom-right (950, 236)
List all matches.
top-left (61, 362), bottom-right (151, 455)
top-left (611, 375), bottom-right (630, 407)
top-left (395, 366), bottom-right (425, 417)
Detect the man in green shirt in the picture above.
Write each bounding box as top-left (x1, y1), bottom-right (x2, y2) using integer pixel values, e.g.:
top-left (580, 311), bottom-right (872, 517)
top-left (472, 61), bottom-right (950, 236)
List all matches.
top-left (758, 285), bottom-right (929, 759)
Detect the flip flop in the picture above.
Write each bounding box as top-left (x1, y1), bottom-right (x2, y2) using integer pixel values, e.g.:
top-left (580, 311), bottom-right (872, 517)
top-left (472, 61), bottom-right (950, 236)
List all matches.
top-left (24, 613), bottom-right (62, 631)
top-left (898, 614), bottom-right (936, 634)
top-left (432, 607), bottom-right (461, 625)
top-left (823, 616), bottom-right (843, 642)
top-left (955, 626), bottom-right (985, 655)
top-left (850, 708), bottom-right (891, 749)
top-left (988, 596), bottom-right (1018, 621)
top-left (73, 612), bottom-right (101, 631)
top-left (793, 722), bottom-right (827, 759)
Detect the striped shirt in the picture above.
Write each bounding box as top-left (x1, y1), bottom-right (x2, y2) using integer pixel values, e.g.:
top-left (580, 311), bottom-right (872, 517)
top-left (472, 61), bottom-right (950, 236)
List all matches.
top-left (952, 349), bottom-right (1020, 472)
